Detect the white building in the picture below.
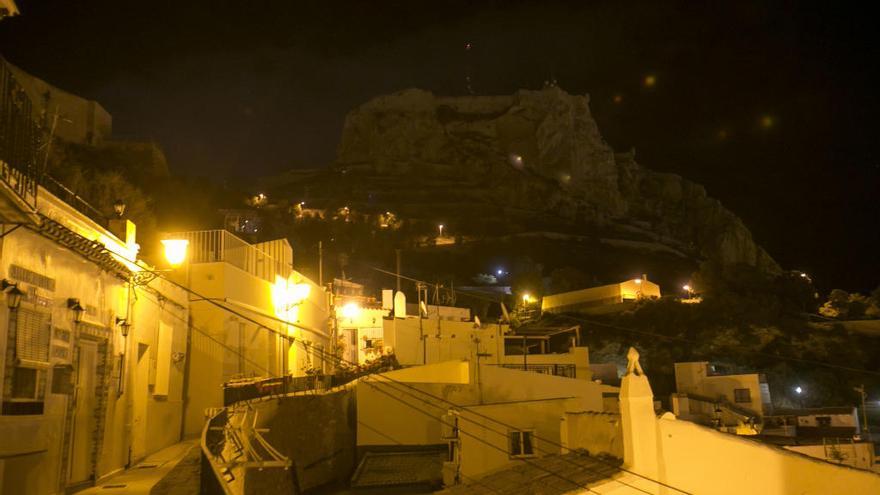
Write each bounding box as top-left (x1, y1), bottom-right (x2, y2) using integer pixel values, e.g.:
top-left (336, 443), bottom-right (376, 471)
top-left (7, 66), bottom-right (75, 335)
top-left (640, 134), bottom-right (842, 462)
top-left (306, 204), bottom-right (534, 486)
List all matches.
top-left (670, 361), bottom-right (771, 432)
top-left (385, 302), bottom-right (592, 380)
top-left (541, 277), bottom-right (661, 315)
top-left (165, 230), bottom-right (331, 436)
top-left (440, 348), bottom-right (880, 494)
top-left (1, 58), bottom-right (190, 494)
top-left (356, 359), bottom-right (616, 488)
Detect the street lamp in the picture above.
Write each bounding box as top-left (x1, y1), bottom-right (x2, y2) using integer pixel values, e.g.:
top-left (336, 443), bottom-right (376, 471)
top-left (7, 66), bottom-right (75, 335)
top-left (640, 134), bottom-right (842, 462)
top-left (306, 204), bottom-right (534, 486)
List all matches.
top-left (438, 224), bottom-right (444, 237)
top-left (67, 298), bottom-right (85, 323)
top-left (161, 239), bottom-right (189, 266)
top-left (341, 302), bottom-right (361, 320)
top-left (115, 317), bottom-right (131, 337)
top-left (2, 280), bottom-right (23, 310)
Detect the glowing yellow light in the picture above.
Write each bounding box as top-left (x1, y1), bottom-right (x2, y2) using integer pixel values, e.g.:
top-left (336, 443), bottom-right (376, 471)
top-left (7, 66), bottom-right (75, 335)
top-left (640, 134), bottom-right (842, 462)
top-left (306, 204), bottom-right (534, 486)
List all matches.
top-left (522, 293), bottom-right (533, 303)
top-left (634, 278), bottom-right (642, 285)
top-left (682, 284), bottom-right (691, 292)
top-left (341, 302), bottom-right (361, 319)
top-left (161, 239), bottom-right (189, 266)
top-left (291, 283), bottom-right (311, 303)
top-left (613, 94), bottom-right (623, 104)
top-left (760, 115), bottom-right (774, 129)
top-left (643, 75), bottom-right (656, 87)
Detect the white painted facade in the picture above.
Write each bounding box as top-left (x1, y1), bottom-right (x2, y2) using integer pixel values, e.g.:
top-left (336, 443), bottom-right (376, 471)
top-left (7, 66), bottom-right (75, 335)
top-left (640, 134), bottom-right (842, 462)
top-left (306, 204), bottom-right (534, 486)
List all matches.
top-left (0, 186), bottom-right (188, 494)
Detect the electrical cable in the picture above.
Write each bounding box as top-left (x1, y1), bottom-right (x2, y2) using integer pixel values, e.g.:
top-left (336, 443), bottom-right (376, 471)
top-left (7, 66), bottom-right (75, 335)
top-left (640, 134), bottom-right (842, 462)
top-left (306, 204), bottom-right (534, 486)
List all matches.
top-left (360, 260), bottom-right (880, 378)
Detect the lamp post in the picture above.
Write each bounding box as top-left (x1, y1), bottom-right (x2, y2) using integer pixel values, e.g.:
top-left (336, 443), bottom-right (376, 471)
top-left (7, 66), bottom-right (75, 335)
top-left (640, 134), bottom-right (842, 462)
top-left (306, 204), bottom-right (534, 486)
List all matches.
top-left (438, 224), bottom-right (444, 238)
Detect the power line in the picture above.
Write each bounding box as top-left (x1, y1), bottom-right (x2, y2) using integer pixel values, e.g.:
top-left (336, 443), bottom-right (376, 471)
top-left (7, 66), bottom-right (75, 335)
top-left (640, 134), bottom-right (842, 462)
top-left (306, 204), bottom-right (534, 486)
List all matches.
top-left (361, 259), bottom-right (880, 378)
top-left (118, 256), bottom-right (684, 494)
top-left (289, 334), bottom-right (683, 495)
top-left (134, 285), bottom-right (274, 376)
top-left (360, 377), bottom-right (606, 495)
top-left (355, 419), bottom-right (505, 494)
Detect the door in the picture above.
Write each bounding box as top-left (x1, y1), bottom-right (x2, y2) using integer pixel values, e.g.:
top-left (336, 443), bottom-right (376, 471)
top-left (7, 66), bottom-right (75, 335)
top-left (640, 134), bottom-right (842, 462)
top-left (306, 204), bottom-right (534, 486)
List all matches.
top-left (69, 340), bottom-right (97, 485)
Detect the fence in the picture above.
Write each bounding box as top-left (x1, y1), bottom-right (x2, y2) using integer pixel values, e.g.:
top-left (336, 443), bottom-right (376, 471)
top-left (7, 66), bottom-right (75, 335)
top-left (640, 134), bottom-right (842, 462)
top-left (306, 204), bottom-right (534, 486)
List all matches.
top-left (499, 363), bottom-right (577, 378)
top-left (173, 230), bottom-right (291, 282)
top-left (223, 375), bottom-right (333, 405)
top-left (0, 56), bottom-right (39, 210)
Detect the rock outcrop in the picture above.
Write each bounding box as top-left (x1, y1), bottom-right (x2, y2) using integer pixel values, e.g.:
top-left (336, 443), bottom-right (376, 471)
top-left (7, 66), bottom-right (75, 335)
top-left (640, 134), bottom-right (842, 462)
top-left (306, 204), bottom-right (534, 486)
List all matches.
top-left (335, 87), bottom-right (778, 273)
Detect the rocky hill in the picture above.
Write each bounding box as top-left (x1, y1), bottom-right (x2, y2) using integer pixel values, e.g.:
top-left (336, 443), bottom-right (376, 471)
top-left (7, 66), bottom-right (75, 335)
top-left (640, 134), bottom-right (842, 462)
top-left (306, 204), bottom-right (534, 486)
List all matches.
top-left (329, 87), bottom-right (778, 274)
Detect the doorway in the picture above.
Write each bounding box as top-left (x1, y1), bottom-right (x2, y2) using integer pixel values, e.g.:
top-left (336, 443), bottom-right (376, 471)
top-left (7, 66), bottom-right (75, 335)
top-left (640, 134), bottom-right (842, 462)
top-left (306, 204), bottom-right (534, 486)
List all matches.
top-left (68, 340), bottom-right (97, 486)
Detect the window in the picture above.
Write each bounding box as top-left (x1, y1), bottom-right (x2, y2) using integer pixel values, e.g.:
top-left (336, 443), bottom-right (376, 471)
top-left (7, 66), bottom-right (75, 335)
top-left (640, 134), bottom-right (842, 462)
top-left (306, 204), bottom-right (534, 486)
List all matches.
top-left (816, 416), bottom-right (832, 428)
top-left (509, 430), bottom-right (535, 458)
top-left (734, 388), bottom-right (751, 403)
top-left (15, 307), bottom-right (51, 364)
top-left (3, 307), bottom-right (50, 415)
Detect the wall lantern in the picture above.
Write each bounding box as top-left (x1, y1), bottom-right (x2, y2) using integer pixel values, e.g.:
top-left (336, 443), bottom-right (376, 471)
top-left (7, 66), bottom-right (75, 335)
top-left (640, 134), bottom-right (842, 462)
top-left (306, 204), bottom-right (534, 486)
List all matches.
top-left (161, 239), bottom-right (189, 266)
top-left (113, 199), bottom-right (126, 218)
top-left (2, 279), bottom-right (23, 310)
top-left (115, 317), bottom-right (131, 337)
top-left (67, 298), bottom-right (85, 323)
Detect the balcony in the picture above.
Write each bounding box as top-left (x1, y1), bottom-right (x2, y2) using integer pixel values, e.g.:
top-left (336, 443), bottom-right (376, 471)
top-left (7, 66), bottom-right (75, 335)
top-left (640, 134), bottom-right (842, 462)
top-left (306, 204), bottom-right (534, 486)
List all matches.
top-left (0, 56), bottom-right (39, 218)
top-left (171, 229), bottom-right (291, 282)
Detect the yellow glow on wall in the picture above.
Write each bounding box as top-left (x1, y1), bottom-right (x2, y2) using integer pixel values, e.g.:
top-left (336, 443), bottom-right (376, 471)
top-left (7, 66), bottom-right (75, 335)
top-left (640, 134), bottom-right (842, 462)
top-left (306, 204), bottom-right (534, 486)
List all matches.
top-left (161, 239), bottom-right (189, 266)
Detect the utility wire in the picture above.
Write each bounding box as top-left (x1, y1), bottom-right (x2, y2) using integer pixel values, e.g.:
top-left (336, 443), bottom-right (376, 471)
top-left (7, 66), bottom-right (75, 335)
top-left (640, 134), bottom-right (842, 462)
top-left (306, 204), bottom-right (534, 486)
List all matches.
top-left (289, 333), bottom-right (683, 495)
top-left (355, 419), bottom-right (505, 495)
top-left (361, 260), bottom-right (880, 378)
top-left (360, 377), bottom-right (605, 495)
top-left (134, 285), bottom-right (274, 375)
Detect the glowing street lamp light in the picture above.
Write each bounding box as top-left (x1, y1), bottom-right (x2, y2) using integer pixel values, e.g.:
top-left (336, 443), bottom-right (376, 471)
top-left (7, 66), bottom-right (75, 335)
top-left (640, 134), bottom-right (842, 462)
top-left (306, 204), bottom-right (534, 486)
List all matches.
top-left (795, 386), bottom-right (803, 395)
top-left (161, 239), bottom-right (189, 266)
top-left (341, 302), bottom-right (362, 320)
top-left (634, 278), bottom-right (643, 285)
top-left (438, 224), bottom-right (444, 237)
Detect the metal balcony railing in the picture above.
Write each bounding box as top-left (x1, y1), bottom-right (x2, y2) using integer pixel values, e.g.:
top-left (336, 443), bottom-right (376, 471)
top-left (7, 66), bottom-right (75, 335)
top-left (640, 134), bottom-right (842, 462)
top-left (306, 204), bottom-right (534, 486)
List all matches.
top-left (499, 363), bottom-right (577, 378)
top-left (0, 56), bottom-right (39, 210)
top-left (173, 229), bottom-right (290, 282)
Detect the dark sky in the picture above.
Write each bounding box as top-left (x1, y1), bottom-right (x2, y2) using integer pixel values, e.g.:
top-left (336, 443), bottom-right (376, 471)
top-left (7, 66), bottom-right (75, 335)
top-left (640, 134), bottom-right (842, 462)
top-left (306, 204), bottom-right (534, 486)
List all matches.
top-left (1, 1), bottom-right (878, 292)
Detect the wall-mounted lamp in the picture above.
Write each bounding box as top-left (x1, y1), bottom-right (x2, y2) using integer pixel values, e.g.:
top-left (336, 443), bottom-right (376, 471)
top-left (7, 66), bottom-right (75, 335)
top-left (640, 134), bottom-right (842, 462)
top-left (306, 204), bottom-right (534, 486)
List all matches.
top-left (115, 317), bottom-right (131, 337)
top-left (67, 298), bottom-right (85, 323)
top-left (2, 279), bottom-right (23, 310)
top-left (113, 199), bottom-right (126, 218)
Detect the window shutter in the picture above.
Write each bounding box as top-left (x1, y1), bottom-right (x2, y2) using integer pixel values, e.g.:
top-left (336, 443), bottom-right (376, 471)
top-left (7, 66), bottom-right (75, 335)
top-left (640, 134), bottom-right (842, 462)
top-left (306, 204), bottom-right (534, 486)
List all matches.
top-left (16, 308), bottom-right (51, 363)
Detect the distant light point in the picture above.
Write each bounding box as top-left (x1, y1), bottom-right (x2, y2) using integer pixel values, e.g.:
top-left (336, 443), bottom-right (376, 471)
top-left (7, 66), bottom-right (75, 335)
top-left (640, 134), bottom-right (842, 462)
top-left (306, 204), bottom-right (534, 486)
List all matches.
top-left (717, 129), bottom-right (728, 140)
top-left (612, 94), bottom-right (623, 104)
top-left (643, 74), bottom-right (656, 88)
top-left (760, 115), bottom-right (775, 129)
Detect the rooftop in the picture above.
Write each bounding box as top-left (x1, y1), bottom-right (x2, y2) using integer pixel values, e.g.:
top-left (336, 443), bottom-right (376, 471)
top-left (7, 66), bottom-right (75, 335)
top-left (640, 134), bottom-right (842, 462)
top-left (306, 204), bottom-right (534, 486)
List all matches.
top-left (436, 452), bottom-right (621, 495)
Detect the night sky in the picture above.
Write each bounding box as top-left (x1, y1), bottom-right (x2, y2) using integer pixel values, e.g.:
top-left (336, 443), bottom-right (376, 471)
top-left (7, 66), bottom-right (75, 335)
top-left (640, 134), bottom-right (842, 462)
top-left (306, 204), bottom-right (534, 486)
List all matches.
top-left (1, 1), bottom-right (877, 292)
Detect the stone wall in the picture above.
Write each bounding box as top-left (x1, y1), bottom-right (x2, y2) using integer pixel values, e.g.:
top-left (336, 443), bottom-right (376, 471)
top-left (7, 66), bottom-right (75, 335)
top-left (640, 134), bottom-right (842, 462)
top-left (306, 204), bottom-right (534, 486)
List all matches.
top-left (242, 388), bottom-right (356, 494)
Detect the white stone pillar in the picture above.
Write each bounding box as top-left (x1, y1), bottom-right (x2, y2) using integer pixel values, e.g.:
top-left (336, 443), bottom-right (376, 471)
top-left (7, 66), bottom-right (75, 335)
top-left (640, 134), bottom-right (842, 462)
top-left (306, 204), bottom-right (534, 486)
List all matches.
top-left (620, 347), bottom-right (660, 480)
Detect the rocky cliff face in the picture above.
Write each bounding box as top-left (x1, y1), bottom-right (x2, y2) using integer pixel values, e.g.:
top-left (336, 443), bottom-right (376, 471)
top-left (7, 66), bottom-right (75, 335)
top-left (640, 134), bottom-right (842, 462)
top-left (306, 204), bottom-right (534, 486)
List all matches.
top-left (336, 87), bottom-right (778, 273)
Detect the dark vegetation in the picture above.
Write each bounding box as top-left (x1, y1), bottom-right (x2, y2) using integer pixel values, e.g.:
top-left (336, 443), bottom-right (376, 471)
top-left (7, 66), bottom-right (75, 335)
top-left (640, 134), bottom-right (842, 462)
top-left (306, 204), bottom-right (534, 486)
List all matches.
top-left (55, 140), bottom-right (880, 412)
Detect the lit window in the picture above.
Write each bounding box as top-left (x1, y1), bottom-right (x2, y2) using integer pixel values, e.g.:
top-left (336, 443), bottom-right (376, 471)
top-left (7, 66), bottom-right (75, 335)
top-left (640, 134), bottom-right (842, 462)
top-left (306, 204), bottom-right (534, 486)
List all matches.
top-left (734, 388), bottom-right (751, 403)
top-left (509, 430), bottom-right (535, 458)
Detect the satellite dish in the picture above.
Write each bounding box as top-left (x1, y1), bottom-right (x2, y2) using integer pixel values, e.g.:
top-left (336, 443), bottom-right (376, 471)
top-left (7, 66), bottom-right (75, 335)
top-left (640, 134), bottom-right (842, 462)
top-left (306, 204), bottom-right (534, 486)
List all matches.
top-left (474, 315), bottom-right (481, 328)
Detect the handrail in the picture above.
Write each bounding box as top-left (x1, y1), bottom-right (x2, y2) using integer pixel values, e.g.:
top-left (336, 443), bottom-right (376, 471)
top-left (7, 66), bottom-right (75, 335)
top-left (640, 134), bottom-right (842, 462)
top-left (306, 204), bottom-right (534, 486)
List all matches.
top-left (200, 407), bottom-right (235, 495)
